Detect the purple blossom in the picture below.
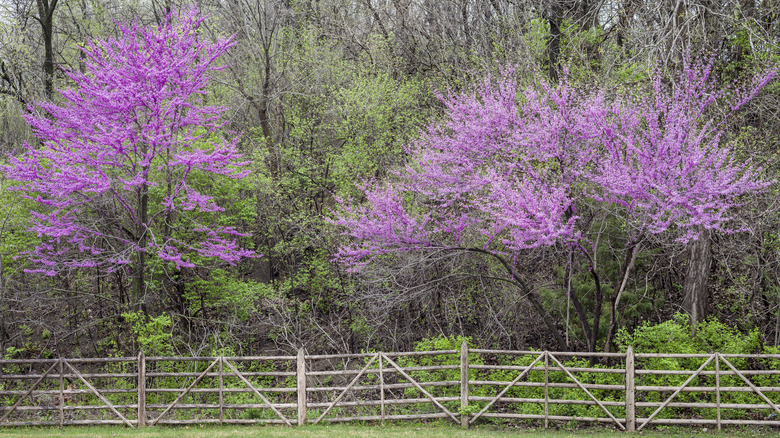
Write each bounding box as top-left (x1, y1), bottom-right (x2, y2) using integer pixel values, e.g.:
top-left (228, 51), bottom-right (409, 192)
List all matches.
top-left (333, 56), bottom-right (776, 265)
top-left (3, 9), bottom-right (255, 275)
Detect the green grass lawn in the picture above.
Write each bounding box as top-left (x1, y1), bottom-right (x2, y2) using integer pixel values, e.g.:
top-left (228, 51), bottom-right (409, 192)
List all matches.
top-left (0, 424), bottom-right (777, 438)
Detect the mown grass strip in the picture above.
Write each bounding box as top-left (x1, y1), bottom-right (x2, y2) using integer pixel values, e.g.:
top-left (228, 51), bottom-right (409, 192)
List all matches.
top-left (0, 424), bottom-right (778, 438)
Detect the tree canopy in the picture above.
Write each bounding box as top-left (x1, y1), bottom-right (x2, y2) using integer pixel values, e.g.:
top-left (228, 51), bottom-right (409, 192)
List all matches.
top-left (333, 58), bottom-right (777, 350)
top-left (3, 9), bottom-right (253, 303)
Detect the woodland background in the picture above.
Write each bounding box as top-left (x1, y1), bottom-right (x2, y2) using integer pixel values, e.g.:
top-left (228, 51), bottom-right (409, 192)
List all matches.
top-left (0, 0), bottom-right (779, 359)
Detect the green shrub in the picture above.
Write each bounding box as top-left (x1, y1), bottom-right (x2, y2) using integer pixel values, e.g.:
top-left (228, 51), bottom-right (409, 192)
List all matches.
top-left (615, 314), bottom-right (771, 420)
top-left (484, 352), bottom-right (624, 420)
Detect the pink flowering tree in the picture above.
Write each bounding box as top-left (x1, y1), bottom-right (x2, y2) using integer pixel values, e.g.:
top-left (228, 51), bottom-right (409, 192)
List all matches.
top-left (333, 58), bottom-right (776, 351)
top-left (3, 11), bottom-right (254, 305)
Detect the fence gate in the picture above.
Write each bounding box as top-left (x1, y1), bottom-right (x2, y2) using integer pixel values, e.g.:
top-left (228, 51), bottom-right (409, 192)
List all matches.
top-left (546, 352), bottom-right (625, 430)
top-left (469, 351), bottom-right (546, 425)
top-left (717, 354), bottom-right (780, 421)
top-left (307, 352), bottom-right (459, 425)
top-left (311, 352), bottom-right (380, 424)
top-left (149, 357), bottom-right (220, 426)
top-left (0, 358), bottom-right (136, 427)
top-left (637, 353), bottom-right (780, 431)
top-left (637, 353), bottom-right (714, 430)
top-left (468, 350), bottom-right (626, 429)
top-left (221, 358), bottom-right (292, 426)
top-left (62, 359), bottom-right (135, 427)
top-left (380, 353), bottom-right (459, 424)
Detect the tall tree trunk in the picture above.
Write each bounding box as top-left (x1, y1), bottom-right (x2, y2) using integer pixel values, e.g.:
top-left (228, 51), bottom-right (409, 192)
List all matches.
top-left (547, 3), bottom-right (562, 82)
top-left (35, 0), bottom-right (58, 99)
top-left (134, 182), bottom-right (149, 310)
top-left (682, 229), bottom-right (711, 328)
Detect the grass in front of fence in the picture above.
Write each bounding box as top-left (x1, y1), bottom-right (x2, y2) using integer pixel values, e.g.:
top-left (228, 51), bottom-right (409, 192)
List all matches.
top-left (0, 424), bottom-right (778, 438)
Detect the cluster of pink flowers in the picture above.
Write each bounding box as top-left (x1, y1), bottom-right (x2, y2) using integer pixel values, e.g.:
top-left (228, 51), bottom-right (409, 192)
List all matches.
top-left (333, 58), bottom-right (776, 266)
top-left (4, 10), bottom-right (253, 275)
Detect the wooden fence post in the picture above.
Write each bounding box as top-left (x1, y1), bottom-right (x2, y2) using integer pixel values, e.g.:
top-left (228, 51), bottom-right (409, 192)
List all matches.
top-left (379, 354), bottom-right (385, 424)
top-left (297, 349), bottom-right (307, 426)
top-left (138, 350), bottom-right (146, 428)
top-left (625, 346), bottom-right (635, 432)
top-left (59, 358), bottom-right (64, 427)
top-left (219, 357), bottom-right (224, 425)
top-left (715, 352), bottom-right (721, 431)
top-left (544, 351), bottom-right (549, 429)
top-left (460, 340), bottom-right (469, 428)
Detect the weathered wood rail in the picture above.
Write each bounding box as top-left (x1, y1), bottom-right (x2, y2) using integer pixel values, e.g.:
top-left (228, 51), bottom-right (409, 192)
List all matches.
top-left (0, 344), bottom-right (778, 430)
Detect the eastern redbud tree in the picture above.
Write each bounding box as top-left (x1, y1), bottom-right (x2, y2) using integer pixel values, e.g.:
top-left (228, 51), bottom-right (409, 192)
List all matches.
top-left (332, 58), bottom-right (777, 351)
top-left (3, 11), bottom-right (253, 305)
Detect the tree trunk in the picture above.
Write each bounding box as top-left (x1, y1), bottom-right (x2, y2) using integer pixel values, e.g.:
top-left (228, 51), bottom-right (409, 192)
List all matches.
top-left (547, 4), bottom-right (562, 82)
top-left (36, 0), bottom-right (58, 99)
top-left (134, 182), bottom-right (149, 309)
top-left (682, 229), bottom-right (711, 328)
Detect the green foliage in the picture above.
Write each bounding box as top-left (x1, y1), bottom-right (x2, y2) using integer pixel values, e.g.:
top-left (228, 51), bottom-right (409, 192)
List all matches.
top-left (723, 15), bottom-right (780, 89)
top-left (3, 346), bottom-right (25, 360)
top-left (615, 313), bottom-right (762, 356)
top-left (398, 335), bottom-right (486, 412)
top-left (121, 311), bottom-right (173, 356)
top-left (549, 18), bottom-right (650, 86)
top-left (218, 359), bottom-right (294, 420)
top-left (523, 18), bottom-right (550, 66)
top-left (247, 25), bottom-right (436, 351)
top-left (615, 314), bottom-right (773, 420)
top-left (185, 269), bottom-right (275, 323)
top-left (0, 176), bottom-right (40, 275)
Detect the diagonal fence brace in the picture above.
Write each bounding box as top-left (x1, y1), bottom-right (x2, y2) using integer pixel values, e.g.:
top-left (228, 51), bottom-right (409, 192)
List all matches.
top-left (222, 358), bottom-right (292, 426)
top-left (64, 360), bottom-right (135, 428)
top-left (719, 356), bottom-right (780, 418)
top-left (382, 353), bottom-right (460, 424)
top-left (637, 354), bottom-right (715, 431)
top-left (0, 359), bottom-right (60, 425)
top-left (470, 351), bottom-right (546, 424)
top-left (313, 353), bottom-right (379, 424)
top-left (150, 357), bottom-right (220, 426)
top-left (547, 352), bottom-right (625, 430)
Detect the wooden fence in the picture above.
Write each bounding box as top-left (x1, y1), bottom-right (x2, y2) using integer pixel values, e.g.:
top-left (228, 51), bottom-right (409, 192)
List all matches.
top-left (1, 344), bottom-right (779, 431)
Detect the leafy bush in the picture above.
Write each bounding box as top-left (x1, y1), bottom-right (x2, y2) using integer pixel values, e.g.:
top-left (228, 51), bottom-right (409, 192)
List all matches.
top-left (464, 316), bottom-right (778, 423)
top-left (615, 314), bottom-right (772, 420)
top-left (484, 352), bottom-right (624, 421)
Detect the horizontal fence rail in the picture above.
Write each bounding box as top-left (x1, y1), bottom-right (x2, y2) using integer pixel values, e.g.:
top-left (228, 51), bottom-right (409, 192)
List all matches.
top-left (0, 345), bottom-right (778, 431)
